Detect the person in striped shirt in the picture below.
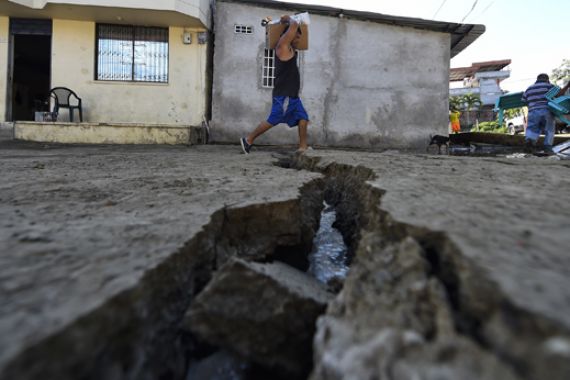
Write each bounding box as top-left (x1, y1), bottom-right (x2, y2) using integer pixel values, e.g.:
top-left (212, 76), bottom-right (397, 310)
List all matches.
top-left (522, 73), bottom-right (570, 153)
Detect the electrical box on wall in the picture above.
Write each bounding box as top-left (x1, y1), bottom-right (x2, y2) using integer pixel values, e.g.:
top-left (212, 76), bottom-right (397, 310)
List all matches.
top-left (183, 31), bottom-right (192, 44)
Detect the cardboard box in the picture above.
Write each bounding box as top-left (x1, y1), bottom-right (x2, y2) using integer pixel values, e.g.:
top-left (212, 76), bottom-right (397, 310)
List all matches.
top-left (265, 23), bottom-right (309, 50)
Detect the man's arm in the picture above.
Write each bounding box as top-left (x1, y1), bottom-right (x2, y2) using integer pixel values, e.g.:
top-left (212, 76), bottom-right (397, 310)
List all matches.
top-left (275, 15), bottom-right (298, 61)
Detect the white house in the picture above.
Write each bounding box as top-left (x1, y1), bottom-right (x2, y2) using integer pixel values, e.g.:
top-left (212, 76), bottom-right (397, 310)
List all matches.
top-left (449, 59), bottom-right (511, 106)
top-left (211, 0), bottom-right (485, 150)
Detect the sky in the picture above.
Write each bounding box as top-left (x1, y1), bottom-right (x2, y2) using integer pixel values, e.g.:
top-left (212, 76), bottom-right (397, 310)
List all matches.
top-left (277, 0), bottom-right (569, 92)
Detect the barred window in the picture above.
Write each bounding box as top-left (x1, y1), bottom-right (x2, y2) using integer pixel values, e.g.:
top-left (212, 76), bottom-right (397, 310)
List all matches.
top-left (96, 24), bottom-right (169, 83)
top-left (262, 50), bottom-right (301, 88)
top-left (262, 49), bottom-right (275, 88)
top-left (234, 24), bottom-right (253, 34)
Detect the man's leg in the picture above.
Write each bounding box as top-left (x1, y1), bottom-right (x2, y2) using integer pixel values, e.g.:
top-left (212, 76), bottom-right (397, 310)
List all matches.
top-left (288, 97), bottom-right (309, 151)
top-left (241, 120), bottom-right (274, 154)
top-left (525, 111), bottom-right (540, 151)
top-left (543, 111), bottom-right (555, 150)
top-left (241, 96), bottom-right (284, 153)
top-left (297, 119), bottom-right (308, 151)
top-left (247, 120), bottom-right (273, 145)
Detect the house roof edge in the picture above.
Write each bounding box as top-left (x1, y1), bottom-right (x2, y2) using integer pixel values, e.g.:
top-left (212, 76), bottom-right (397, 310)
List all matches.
top-left (217, 0), bottom-right (485, 57)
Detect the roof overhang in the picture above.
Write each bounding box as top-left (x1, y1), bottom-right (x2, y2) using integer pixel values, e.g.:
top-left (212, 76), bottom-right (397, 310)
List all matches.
top-left (219, 0), bottom-right (484, 58)
top-left (2, 0), bottom-right (212, 29)
top-left (450, 59), bottom-right (511, 81)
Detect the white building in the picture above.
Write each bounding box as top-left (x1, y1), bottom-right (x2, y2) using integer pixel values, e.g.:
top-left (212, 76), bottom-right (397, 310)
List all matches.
top-left (449, 59), bottom-right (511, 106)
top-left (0, 0), bottom-right (212, 127)
top-left (211, 0), bottom-right (485, 150)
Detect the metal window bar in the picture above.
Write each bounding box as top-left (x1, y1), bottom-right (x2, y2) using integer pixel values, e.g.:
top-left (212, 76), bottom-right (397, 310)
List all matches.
top-left (96, 24), bottom-right (168, 83)
top-left (134, 26), bottom-right (168, 82)
top-left (234, 25), bottom-right (253, 34)
top-left (262, 49), bottom-right (275, 88)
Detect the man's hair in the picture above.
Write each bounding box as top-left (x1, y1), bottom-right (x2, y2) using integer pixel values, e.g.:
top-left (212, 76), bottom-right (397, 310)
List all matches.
top-left (537, 73), bottom-right (550, 82)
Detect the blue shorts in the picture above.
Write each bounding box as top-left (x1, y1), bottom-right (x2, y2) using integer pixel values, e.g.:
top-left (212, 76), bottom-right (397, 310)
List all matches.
top-left (267, 96), bottom-right (309, 127)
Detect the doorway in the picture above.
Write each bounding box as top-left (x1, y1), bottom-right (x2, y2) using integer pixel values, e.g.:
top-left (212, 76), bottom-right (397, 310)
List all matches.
top-left (8, 19), bottom-right (52, 121)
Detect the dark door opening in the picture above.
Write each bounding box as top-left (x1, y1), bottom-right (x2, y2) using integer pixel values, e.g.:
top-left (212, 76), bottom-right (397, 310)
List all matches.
top-left (8, 19), bottom-right (52, 122)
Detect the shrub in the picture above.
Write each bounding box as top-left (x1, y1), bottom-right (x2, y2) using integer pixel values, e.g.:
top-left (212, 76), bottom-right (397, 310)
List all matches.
top-left (471, 121), bottom-right (507, 133)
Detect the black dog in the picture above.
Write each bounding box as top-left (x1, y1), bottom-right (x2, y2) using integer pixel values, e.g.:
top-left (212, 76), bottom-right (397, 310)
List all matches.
top-left (426, 134), bottom-right (450, 154)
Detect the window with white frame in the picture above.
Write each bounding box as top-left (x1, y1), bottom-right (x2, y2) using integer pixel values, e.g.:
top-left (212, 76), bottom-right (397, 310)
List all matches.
top-left (262, 50), bottom-right (302, 88)
top-left (234, 24), bottom-right (253, 34)
top-left (96, 24), bottom-right (169, 83)
top-left (262, 49), bottom-right (276, 88)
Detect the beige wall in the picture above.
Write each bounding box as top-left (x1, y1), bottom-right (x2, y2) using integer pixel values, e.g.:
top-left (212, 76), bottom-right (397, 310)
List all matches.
top-left (0, 17), bottom-right (9, 121)
top-left (14, 121), bottom-right (205, 145)
top-left (51, 19), bottom-right (207, 125)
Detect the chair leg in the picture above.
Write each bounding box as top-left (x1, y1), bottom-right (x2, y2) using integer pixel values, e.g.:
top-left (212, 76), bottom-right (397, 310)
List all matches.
top-left (69, 108), bottom-right (74, 123)
top-left (79, 108), bottom-right (83, 122)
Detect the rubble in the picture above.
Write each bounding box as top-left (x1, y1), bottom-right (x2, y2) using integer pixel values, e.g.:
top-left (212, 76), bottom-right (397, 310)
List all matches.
top-left (183, 258), bottom-right (332, 376)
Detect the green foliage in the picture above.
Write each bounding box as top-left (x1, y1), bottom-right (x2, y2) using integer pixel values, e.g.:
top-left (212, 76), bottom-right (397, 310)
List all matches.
top-left (495, 126), bottom-right (508, 134)
top-left (460, 93), bottom-right (482, 127)
top-left (449, 93), bottom-right (484, 128)
top-left (551, 59), bottom-right (570, 85)
top-left (471, 121), bottom-right (507, 134)
top-left (449, 96), bottom-right (463, 112)
top-left (461, 93), bottom-right (482, 111)
top-left (503, 108), bottom-right (524, 119)
top-left (449, 93), bottom-right (482, 112)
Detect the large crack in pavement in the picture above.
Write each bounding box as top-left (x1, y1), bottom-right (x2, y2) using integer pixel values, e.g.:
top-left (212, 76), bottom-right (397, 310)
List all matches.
top-left (287, 153), bottom-right (570, 380)
top-left (2, 178), bottom-right (326, 380)
top-left (3, 149), bottom-right (570, 380)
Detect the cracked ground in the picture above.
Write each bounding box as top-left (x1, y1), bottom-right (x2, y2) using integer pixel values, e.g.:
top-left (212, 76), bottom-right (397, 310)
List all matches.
top-left (1, 135), bottom-right (569, 379)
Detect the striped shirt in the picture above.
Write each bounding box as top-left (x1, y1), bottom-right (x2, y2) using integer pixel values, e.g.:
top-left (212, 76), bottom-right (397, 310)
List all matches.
top-left (522, 81), bottom-right (554, 112)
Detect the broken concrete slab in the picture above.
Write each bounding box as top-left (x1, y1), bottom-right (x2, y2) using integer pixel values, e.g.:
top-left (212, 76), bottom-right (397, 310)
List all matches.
top-left (1, 138), bottom-right (570, 379)
top-left (553, 139), bottom-right (570, 153)
top-left (0, 142), bottom-right (323, 380)
top-left (183, 258), bottom-right (332, 376)
top-left (310, 236), bottom-right (519, 380)
top-left (185, 350), bottom-right (248, 380)
top-left (291, 150), bottom-right (570, 380)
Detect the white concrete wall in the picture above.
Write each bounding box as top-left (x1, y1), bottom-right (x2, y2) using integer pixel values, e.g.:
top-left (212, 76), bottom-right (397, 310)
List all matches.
top-left (211, 2), bottom-right (451, 150)
top-left (479, 78), bottom-right (503, 105)
top-left (51, 19), bottom-right (208, 125)
top-left (475, 71), bottom-right (509, 106)
top-left (0, 17), bottom-right (9, 122)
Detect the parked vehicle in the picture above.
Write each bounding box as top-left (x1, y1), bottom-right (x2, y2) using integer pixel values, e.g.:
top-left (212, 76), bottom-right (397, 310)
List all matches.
top-left (505, 115), bottom-right (526, 135)
top-left (506, 116), bottom-right (569, 135)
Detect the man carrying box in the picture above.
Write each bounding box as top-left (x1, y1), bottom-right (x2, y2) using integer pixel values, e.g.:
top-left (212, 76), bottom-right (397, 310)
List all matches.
top-left (240, 14), bottom-right (310, 154)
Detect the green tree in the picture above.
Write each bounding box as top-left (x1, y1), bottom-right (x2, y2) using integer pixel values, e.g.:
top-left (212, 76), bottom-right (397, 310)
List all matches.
top-left (551, 59), bottom-right (570, 85)
top-left (449, 96), bottom-right (463, 112)
top-left (504, 107), bottom-right (524, 119)
top-left (461, 93), bottom-right (482, 127)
